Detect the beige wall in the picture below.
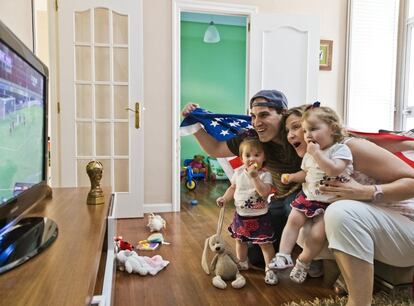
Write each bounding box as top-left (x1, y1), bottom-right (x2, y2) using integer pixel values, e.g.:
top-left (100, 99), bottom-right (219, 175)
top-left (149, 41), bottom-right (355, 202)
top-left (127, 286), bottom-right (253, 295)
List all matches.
top-left (0, 0), bottom-right (33, 50)
top-left (143, 0), bottom-right (348, 206)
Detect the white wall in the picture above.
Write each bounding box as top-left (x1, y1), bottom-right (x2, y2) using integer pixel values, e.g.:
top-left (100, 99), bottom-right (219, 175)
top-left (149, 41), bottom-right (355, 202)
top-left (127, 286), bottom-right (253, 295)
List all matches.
top-left (142, 0), bottom-right (348, 206)
top-left (0, 0), bottom-right (33, 50)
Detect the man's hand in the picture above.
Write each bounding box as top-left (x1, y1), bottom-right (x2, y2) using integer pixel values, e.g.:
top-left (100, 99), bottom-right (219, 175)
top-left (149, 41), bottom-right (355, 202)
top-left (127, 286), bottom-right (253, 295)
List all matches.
top-left (181, 103), bottom-right (199, 117)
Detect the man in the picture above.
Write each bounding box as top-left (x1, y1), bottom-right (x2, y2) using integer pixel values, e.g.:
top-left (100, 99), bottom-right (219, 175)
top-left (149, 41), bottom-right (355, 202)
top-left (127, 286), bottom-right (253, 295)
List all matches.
top-left (182, 90), bottom-right (302, 266)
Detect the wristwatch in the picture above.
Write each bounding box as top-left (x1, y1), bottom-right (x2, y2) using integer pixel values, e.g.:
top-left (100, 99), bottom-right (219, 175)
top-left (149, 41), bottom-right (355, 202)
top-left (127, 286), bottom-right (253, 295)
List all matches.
top-left (372, 185), bottom-right (384, 203)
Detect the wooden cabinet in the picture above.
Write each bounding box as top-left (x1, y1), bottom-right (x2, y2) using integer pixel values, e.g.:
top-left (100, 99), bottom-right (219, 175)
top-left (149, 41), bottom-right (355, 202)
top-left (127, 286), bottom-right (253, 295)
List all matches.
top-left (0, 187), bottom-right (113, 306)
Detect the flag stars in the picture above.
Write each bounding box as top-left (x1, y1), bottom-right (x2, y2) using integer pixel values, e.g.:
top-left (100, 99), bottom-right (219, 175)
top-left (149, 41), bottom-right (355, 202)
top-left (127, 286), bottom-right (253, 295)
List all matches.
top-left (220, 129), bottom-right (230, 136)
top-left (210, 121), bottom-right (219, 127)
top-left (229, 121), bottom-right (240, 127)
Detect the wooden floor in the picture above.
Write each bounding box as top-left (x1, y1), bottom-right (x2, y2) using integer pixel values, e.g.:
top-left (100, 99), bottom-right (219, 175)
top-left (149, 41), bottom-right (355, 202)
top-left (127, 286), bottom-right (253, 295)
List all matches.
top-left (114, 181), bottom-right (336, 306)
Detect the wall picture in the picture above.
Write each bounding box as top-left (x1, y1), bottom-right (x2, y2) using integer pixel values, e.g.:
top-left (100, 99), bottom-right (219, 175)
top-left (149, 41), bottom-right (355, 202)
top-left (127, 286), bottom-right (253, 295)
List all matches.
top-left (319, 40), bottom-right (333, 71)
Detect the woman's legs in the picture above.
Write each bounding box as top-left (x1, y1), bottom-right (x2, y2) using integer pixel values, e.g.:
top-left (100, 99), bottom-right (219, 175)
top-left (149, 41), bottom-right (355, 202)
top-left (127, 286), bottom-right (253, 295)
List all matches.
top-left (334, 250), bottom-right (373, 306)
top-left (299, 215), bottom-right (326, 264)
top-left (324, 200), bottom-right (414, 305)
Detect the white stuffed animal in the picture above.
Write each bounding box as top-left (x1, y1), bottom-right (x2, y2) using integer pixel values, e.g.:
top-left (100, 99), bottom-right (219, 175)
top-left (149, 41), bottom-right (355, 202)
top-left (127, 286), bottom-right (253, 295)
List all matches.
top-left (116, 250), bottom-right (148, 275)
top-left (147, 213), bottom-right (166, 232)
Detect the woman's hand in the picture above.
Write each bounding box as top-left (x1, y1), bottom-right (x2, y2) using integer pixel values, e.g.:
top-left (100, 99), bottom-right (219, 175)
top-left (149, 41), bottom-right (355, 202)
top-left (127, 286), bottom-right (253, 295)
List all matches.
top-left (181, 103), bottom-right (199, 117)
top-left (318, 177), bottom-right (374, 202)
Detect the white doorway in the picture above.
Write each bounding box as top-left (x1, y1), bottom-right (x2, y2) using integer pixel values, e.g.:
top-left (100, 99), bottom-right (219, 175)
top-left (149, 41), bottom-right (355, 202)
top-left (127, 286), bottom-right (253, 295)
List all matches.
top-left (173, 0), bottom-right (319, 212)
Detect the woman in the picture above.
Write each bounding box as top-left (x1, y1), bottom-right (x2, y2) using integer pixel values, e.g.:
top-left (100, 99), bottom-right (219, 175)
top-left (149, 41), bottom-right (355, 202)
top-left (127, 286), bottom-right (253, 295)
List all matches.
top-left (283, 105), bottom-right (414, 306)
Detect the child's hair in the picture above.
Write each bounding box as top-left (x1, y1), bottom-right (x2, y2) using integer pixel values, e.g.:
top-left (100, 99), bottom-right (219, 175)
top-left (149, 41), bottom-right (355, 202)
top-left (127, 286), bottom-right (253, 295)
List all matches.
top-left (239, 137), bottom-right (264, 157)
top-left (302, 106), bottom-right (348, 143)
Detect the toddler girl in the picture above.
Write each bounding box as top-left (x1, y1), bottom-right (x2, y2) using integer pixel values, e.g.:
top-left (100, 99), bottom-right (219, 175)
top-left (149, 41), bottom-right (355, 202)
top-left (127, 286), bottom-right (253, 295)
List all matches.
top-left (217, 137), bottom-right (277, 285)
top-left (269, 103), bottom-right (353, 284)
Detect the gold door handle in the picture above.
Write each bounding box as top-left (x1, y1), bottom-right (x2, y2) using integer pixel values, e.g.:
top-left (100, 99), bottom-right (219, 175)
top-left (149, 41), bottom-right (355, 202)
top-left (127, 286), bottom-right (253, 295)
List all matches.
top-left (125, 102), bottom-right (140, 129)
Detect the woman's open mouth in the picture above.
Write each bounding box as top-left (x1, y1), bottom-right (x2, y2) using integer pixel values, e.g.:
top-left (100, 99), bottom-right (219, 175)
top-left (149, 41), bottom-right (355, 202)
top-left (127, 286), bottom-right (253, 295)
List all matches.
top-left (293, 142), bottom-right (301, 148)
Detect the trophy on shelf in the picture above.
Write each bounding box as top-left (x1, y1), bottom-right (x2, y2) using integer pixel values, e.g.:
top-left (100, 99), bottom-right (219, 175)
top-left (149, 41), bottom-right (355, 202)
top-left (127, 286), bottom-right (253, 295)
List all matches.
top-left (86, 160), bottom-right (104, 205)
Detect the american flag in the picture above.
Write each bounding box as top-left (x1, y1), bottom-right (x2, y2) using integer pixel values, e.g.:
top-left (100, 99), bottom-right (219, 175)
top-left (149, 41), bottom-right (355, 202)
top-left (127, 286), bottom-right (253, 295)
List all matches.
top-left (180, 108), bottom-right (252, 141)
top-left (180, 108), bottom-right (251, 178)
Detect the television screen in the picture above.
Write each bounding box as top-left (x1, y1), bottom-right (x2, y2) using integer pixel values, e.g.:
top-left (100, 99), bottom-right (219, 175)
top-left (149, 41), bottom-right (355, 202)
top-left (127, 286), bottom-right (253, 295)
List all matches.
top-left (0, 40), bottom-right (45, 207)
top-left (0, 20), bottom-right (57, 275)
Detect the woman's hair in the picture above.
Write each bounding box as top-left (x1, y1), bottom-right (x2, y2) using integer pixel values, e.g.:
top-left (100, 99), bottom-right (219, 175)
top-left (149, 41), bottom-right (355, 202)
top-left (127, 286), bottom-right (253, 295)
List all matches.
top-left (239, 137), bottom-right (264, 157)
top-left (302, 106), bottom-right (348, 142)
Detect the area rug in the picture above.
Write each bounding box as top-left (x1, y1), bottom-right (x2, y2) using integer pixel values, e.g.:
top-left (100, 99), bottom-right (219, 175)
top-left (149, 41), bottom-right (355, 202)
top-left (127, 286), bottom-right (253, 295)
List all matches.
top-left (284, 289), bottom-right (413, 306)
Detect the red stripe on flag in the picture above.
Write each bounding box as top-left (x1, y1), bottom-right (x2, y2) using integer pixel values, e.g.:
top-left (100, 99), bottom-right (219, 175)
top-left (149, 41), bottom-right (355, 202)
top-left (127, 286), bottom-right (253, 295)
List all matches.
top-left (228, 156), bottom-right (243, 169)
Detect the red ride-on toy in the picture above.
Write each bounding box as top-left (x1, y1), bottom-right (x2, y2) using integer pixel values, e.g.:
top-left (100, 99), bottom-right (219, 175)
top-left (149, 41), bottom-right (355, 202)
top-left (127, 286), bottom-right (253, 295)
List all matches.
top-left (183, 156), bottom-right (208, 190)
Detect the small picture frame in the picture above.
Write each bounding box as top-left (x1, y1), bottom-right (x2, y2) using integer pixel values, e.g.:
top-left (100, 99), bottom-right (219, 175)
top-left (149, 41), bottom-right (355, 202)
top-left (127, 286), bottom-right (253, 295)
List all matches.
top-left (319, 40), bottom-right (333, 71)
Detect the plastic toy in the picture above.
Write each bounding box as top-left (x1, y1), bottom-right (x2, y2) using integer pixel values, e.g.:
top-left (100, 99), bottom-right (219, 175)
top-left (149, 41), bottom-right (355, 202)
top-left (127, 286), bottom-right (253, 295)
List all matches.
top-left (201, 206), bottom-right (246, 289)
top-left (183, 155), bottom-right (208, 190)
top-left (147, 213), bottom-right (166, 232)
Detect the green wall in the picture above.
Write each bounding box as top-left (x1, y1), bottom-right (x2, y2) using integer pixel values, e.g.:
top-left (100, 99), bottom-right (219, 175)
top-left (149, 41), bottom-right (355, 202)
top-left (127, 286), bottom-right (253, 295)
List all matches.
top-left (180, 21), bottom-right (246, 164)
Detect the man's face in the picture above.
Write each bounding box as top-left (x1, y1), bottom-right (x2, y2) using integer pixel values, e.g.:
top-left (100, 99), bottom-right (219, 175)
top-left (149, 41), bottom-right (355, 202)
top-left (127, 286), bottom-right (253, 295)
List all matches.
top-left (250, 98), bottom-right (284, 143)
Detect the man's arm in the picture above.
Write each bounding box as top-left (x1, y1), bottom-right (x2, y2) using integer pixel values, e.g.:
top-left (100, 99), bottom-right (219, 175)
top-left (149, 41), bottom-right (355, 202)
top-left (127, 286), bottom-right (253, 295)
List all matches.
top-left (193, 129), bottom-right (234, 158)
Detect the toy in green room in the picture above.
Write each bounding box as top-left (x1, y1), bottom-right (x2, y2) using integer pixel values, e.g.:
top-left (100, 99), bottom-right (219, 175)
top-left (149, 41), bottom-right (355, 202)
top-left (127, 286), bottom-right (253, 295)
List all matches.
top-left (207, 157), bottom-right (228, 181)
top-left (182, 155), bottom-right (209, 190)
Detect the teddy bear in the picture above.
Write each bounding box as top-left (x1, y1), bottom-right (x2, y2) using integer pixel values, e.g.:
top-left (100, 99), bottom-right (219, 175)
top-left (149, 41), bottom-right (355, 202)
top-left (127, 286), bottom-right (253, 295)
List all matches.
top-left (147, 213), bottom-right (166, 232)
top-left (189, 155), bottom-right (207, 174)
top-left (201, 207), bottom-right (246, 289)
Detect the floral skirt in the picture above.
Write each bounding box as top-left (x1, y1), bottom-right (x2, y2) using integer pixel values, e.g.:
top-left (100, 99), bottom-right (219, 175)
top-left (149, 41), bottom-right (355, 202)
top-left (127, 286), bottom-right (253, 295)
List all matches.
top-left (291, 191), bottom-right (329, 218)
top-left (228, 212), bottom-right (275, 244)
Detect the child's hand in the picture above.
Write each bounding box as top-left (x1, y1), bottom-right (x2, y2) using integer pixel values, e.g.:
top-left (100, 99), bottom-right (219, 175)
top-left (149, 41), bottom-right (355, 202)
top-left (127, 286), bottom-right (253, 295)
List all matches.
top-left (246, 162), bottom-right (259, 178)
top-left (281, 173), bottom-right (290, 184)
top-left (307, 141), bottom-right (320, 155)
top-left (216, 197), bottom-right (226, 207)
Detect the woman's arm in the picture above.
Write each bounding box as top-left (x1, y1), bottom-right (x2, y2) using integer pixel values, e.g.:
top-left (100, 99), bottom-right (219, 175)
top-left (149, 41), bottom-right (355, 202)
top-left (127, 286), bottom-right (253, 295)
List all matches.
top-left (318, 137), bottom-right (414, 202)
top-left (319, 177), bottom-right (414, 202)
top-left (347, 138), bottom-right (414, 182)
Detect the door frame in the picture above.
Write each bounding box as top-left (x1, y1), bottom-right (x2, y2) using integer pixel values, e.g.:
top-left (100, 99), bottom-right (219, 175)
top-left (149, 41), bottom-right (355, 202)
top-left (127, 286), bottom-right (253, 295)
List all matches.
top-left (172, 0), bottom-right (256, 212)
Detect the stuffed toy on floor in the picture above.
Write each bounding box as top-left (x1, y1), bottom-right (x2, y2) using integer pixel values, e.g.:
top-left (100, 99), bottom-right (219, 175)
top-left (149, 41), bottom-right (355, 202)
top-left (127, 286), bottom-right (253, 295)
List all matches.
top-left (116, 249), bottom-right (169, 276)
top-left (147, 213), bottom-right (166, 232)
top-left (201, 206), bottom-right (246, 289)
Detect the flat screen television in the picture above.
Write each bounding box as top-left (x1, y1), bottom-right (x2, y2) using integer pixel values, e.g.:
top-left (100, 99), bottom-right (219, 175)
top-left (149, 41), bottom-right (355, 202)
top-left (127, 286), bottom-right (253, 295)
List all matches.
top-left (0, 20), bottom-right (57, 274)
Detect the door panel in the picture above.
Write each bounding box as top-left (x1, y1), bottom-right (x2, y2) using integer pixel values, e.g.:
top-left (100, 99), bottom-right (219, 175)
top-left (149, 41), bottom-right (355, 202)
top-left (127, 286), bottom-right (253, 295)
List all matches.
top-left (58, 0), bottom-right (143, 218)
top-left (249, 13), bottom-right (319, 107)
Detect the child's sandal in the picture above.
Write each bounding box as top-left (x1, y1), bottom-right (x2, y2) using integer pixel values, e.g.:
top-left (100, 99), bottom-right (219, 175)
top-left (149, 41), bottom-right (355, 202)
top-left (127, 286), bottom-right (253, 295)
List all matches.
top-left (264, 269), bottom-right (278, 285)
top-left (290, 259), bottom-right (309, 284)
top-left (268, 253), bottom-right (294, 270)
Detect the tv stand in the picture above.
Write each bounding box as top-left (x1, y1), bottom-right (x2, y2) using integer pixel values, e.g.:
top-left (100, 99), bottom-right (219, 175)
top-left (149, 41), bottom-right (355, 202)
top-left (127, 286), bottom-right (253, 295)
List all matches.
top-left (0, 187), bottom-right (112, 306)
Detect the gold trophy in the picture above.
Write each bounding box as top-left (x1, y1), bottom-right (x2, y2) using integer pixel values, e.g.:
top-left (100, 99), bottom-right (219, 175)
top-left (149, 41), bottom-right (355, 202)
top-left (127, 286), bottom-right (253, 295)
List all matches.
top-left (86, 160), bottom-right (104, 205)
